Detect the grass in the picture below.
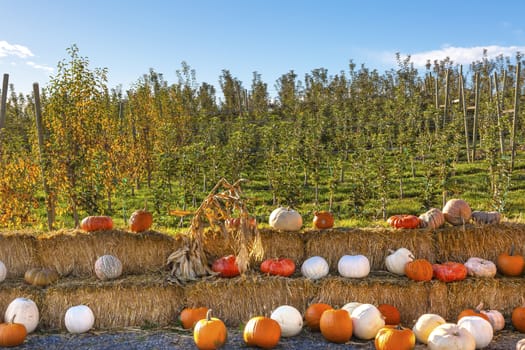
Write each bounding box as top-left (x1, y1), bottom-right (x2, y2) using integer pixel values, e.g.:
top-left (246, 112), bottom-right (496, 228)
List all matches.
top-left (16, 151), bottom-right (525, 233)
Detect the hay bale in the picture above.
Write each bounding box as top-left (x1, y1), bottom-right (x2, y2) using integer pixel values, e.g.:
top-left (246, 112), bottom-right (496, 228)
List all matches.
top-left (41, 273), bottom-right (185, 330)
top-left (304, 228), bottom-right (434, 271)
top-left (316, 273), bottom-right (433, 326)
top-left (184, 273), bottom-right (317, 326)
top-left (438, 277), bottom-right (525, 322)
top-left (202, 228), bottom-right (304, 265)
top-left (0, 232), bottom-right (40, 277)
top-left (434, 222), bottom-right (525, 262)
top-left (37, 230), bottom-right (182, 277)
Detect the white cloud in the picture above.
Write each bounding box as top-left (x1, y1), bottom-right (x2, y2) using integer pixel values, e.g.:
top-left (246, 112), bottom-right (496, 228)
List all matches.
top-left (26, 61), bottom-right (53, 73)
top-left (0, 40), bottom-right (33, 58)
top-left (402, 45), bottom-right (525, 67)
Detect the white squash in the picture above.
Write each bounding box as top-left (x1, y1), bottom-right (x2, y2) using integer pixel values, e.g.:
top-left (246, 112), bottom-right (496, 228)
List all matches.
top-left (481, 309), bottom-right (505, 331)
top-left (341, 302), bottom-right (363, 317)
top-left (412, 313), bottom-right (447, 344)
top-left (269, 207), bottom-right (303, 231)
top-left (457, 316), bottom-right (493, 349)
top-left (471, 211), bottom-right (501, 225)
top-left (350, 303), bottom-right (385, 340)
top-left (4, 297), bottom-right (39, 333)
top-left (301, 256), bottom-right (329, 280)
top-left (337, 254), bottom-right (370, 278)
top-left (385, 248), bottom-right (414, 275)
top-left (427, 323), bottom-right (476, 350)
top-left (94, 255), bottom-right (123, 280)
top-left (65, 305), bottom-right (95, 333)
top-left (0, 260), bottom-right (6, 282)
top-left (464, 257), bottom-right (497, 278)
top-left (270, 305), bottom-right (303, 337)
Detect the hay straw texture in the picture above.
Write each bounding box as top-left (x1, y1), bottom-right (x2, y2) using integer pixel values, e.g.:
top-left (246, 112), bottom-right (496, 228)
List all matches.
top-left (40, 274), bottom-right (184, 330)
top-left (304, 228), bottom-right (435, 271)
top-left (316, 274), bottom-right (435, 326)
top-left (184, 273), bottom-right (317, 325)
top-left (434, 222), bottom-right (525, 262)
top-left (36, 230), bottom-right (181, 277)
top-left (0, 232), bottom-right (39, 277)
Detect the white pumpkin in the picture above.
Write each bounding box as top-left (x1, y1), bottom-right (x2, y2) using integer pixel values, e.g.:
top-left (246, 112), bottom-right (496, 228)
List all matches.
top-left (301, 256), bottom-right (329, 280)
top-left (413, 313), bottom-right (447, 344)
top-left (427, 323), bottom-right (476, 350)
top-left (471, 211), bottom-right (501, 225)
top-left (350, 303), bottom-right (385, 340)
top-left (94, 255), bottom-right (123, 280)
top-left (457, 316), bottom-right (493, 349)
top-left (65, 305), bottom-right (95, 333)
top-left (481, 309), bottom-right (505, 332)
top-left (269, 207), bottom-right (303, 231)
top-left (5, 297), bottom-right (39, 333)
top-left (337, 254), bottom-right (370, 278)
top-left (517, 338), bottom-right (525, 350)
top-left (0, 260), bottom-right (6, 282)
top-left (341, 302), bottom-right (363, 317)
top-left (385, 248), bottom-right (414, 275)
top-left (464, 257), bottom-right (497, 278)
top-left (270, 305), bottom-right (303, 337)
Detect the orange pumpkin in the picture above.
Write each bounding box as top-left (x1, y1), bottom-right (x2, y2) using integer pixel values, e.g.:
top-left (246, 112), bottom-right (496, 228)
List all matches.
top-left (313, 211), bottom-right (334, 229)
top-left (458, 303), bottom-right (491, 323)
top-left (513, 301), bottom-right (525, 333)
top-left (193, 310), bottom-right (227, 350)
top-left (243, 316), bottom-right (281, 349)
top-left (387, 215), bottom-right (420, 229)
top-left (0, 317), bottom-right (27, 347)
top-left (319, 308), bottom-right (353, 343)
top-left (378, 304), bottom-right (401, 325)
top-left (80, 216), bottom-right (113, 232)
top-left (374, 325), bottom-right (416, 350)
top-left (497, 246), bottom-right (525, 276)
top-left (180, 307), bottom-right (209, 329)
top-left (405, 259), bottom-right (433, 282)
top-left (304, 303), bottom-right (333, 331)
top-left (129, 208), bottom-right (153, 232)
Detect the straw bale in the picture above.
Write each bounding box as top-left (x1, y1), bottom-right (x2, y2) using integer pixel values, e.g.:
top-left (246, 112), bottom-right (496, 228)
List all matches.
top-left (40, 273), bottom-right (185, 330)
top-left (0, 281), bottom-right (43, 323)
top-left (316, 273), bottom-right (433, 326)
top-left (0, 232), bottom-right (40, 277)
top-left (184, 273), bottom-right (317, 326)
top-left (438, 277), bottom-right (525, 322)
top-left (37, 229), bottom-right (181, 277)
top-left (434, 222), bottom-right (525, 263)
top-left (304, 228), bottom-right (435, 271)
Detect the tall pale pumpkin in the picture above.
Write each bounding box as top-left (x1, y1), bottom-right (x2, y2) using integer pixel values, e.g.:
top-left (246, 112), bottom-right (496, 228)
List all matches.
top-left (351, 304), bottom-right (385, 340)
top-left (442, 199), bottom-right (471, 226)
top-left (270, 305), bottom-right (303, 337)
top-left (4, 297), bottom-right (39, 333)
top-left (412, 313), bottom-right (446, 344)
top-left (457, 316), bottom-right (493, 349)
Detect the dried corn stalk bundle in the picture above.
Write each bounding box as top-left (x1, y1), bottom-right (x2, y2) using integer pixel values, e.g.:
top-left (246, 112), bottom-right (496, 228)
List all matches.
top-left (167, 178), bottom-right (263, 285)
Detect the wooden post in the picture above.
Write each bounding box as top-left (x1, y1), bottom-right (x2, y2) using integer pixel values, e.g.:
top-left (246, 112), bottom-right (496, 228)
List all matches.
top-left (0, 74), bottom-right (8, 131)
top-left (443, 69), bottom-right (450, 126)
top-left (511, 61), bottom-right (521, 171)
top-left (494, 72), bottom-right (505, 155)
top-left (33, 83), bottom-right (55, 231)
top-left (434, 72), bottom-right (439, 110)
top-left (460, 66), bottom-right (471, 162)
top-left (471, 72), bottom-right (480, 161)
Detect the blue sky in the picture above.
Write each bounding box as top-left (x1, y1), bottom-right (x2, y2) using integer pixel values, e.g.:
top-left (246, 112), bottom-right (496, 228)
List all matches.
top-left (1, 0), bottom-right (525, 96)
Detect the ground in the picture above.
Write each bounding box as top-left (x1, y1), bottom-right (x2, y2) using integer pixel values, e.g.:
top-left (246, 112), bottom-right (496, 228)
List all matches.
top-left (17, 327), bottom-right (524, 349)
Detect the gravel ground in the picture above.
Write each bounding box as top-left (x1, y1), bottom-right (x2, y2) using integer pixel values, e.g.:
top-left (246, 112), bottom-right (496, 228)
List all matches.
top-left (16, 327), bottom-right (525, 349)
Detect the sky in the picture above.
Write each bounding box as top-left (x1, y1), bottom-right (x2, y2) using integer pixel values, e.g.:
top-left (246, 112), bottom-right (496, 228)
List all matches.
top-left (1, 0), bottom-right (525, 97)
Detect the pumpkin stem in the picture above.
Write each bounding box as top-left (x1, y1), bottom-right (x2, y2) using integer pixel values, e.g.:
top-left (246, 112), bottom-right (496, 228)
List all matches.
top-left (510, 245), bottom-right (515, 256)
top-left (475, 302), bottom-right (484, 312)
top-left (206, 309), bottom-right (212, 321)
top-left (143, 199), bottom-right (148, 211)
top-left (9, 314), bottom-right (16, 323)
